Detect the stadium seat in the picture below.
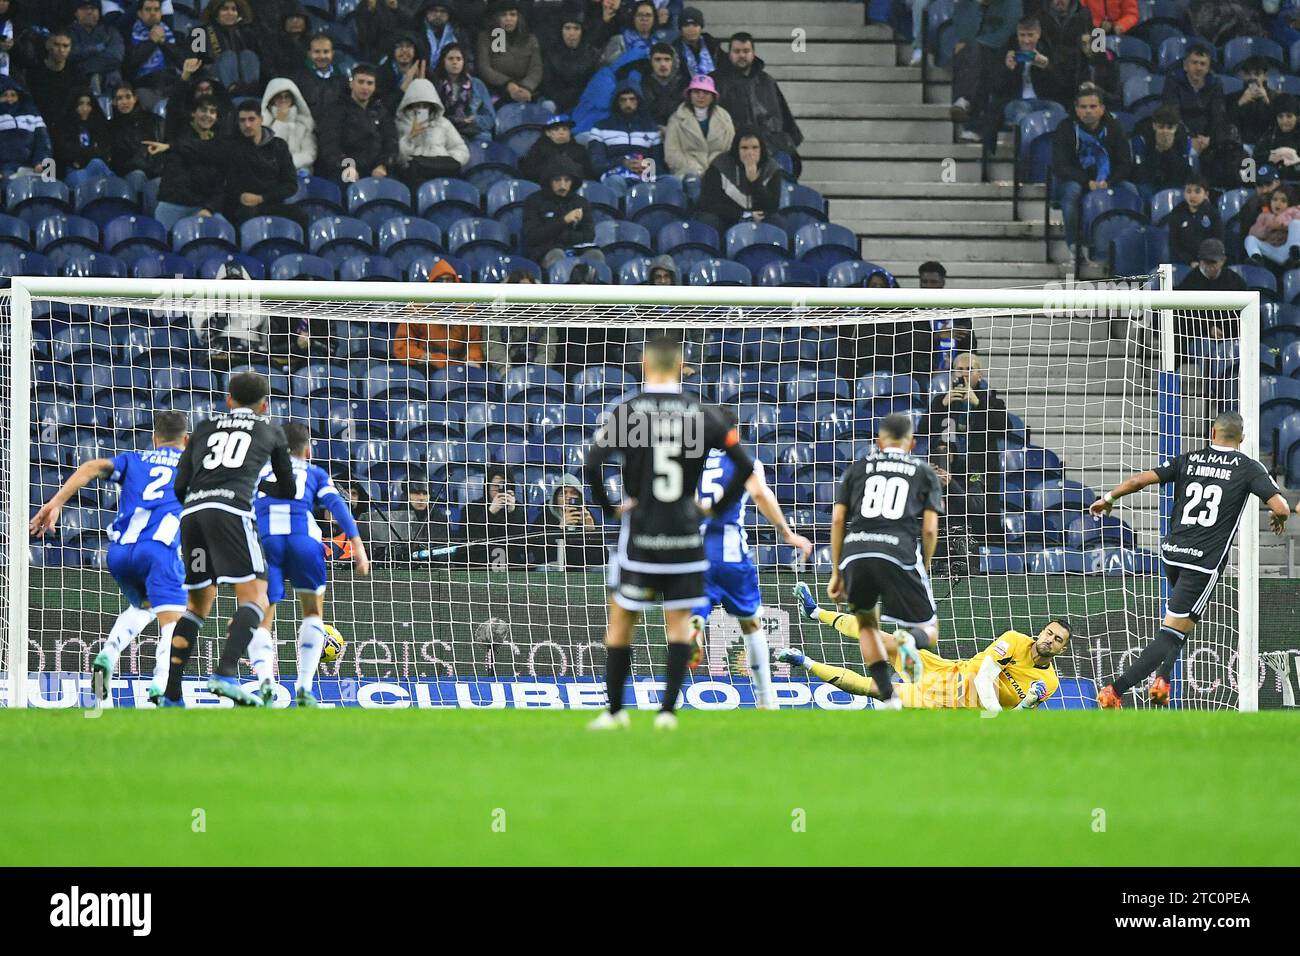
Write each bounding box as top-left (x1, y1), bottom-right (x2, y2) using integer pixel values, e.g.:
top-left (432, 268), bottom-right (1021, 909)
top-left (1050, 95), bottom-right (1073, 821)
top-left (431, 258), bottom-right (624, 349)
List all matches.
top-left (617, 255), bottom-right (653, 284)
top-left (446, 217), bottom-right (512, 257)
top-left (779, 182), bottom-right (827, 220)
top-left (485, 177), bottom-right (541, 219)
top-left (625, 180), bottom-right (688, 234)
top-left (793, 222), bottom-right (859, 273)
top-left (292, 362), bottom-right (352, 400)
top-left (1065, 513), bottom-right (1136, 549)
top-left (288, 175), bottom-right (344, 220)
top-left (570, 366), bottom-right (633, 405)
top-left (198, 252), bottom-right (265, 279)
top-left (477, 254), bottom-right (541, 282)
top-left (347, 177), bottom-right (412, 229)
top-left (545, 256), bottom-right (612, 284)
top-left (377, 215), bottom-right (444, 272)
top-left (307, 216), bottom-right (374, 265)
top-left (428, 364), bottom-right (495, 403)
top-left (687, 258), bottom-right (752, 286)
top-left (269, 252), bottom-right (335, 281)
top-left (756, 259), bottom-right (820, 287)
top-left (103, 214), bottom-right (168, 263)
top-left (494, 102), bottom-right (551, 149)
top-left (35, 215), bottom-right (100, 261)
top-left (362, 362), bottom-right (429, 401)
top-left (656, 220), bottom-right (719, 257)
top-left (577, 180), bottom-right (620, 219)
top-left (1122, 74), bottom-right (1165, 112)
top-left (782, 369), bottom-right (850, 403)
top-left (173, 214), bottom-right (239, 265)
top-left (595, 220), bottom-right (654, 262)
top-left (1230, 264), bottom-right (1278, 298)
top-left (979, 547), bottom-right (1026, 575)
top-left (1223, 36), bottom-right (1285, 75)
top-left (1109, 223), bottom-right (1169, 275)
top-left (0, 212), bottom-right (31, 254)
top-left (1149, 186), bottom-right (1182, 225)
top-left (0, 250), bottom-right (56, 285)
top-left (725, 221), bottom-right (790, 272)
top-left (417, 177), bottom-right (482, 230)
top-left (407, 252), bottom-right (471, 281)
top-left (503, 365), bottom-right (566, 404)
top-left (1016, 110), bottom-right (1059, 184)
top-left (60, 252), bottom-right (127, 278)
top-left (1028, 479), bottom-right (1097, 514)
top-left (1107, 33), bottom-right (1153, 66)
top-left (73, 176), bottom-right (140, 228)
top-left (463, 141), bottom-right (519, 192)
top-left (6, 178), bottom-right (71, 219)
top-left (1081, 188), bottom-right (1146, 259)
top-left (241, 215), bottom-right (307, 265)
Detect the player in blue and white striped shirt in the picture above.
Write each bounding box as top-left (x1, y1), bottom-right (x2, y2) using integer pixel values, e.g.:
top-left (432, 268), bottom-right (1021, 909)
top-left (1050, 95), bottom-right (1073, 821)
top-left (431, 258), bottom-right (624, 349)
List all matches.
top-left (693, 439), bottom-right (812, 709)
top-left (250, 422), bottom-right (369, 707)
top-left (30, 410), bottom-right (189, 706)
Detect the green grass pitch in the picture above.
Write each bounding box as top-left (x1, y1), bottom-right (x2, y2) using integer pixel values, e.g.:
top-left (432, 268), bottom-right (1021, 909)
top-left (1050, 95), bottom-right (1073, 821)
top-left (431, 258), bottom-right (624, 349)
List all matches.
top-left (2, 709), bottom-right (1296, 866)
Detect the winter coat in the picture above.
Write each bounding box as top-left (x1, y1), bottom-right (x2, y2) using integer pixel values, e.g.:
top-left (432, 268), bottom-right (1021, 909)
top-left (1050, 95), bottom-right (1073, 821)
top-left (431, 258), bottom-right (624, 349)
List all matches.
top-left (952, 0), bottom-right (1023, 48)
top-left (664, 101), bottom-right (734, 177)
top-left (601, 25), bottom-right (675, 66)
top-left (393, 258), bottom-right (486, 367)
top-left (540, 38), bottom-right (601, 112)
top-left (107, 104), bottom-right (163, 178)
top-left (1161, 69), bottom-right (1228, 139)
top-left (712, 54), bottom-right (803, 158)
top-left (1254, 124), bottom-right (1300, 182)
top-left (0, 76), bottom-right (52, 175)
top-left (573, 46), bottom-right (646, 133)
top-left (587, 82), bottom-right (665, 178)
top-left (158, 121), bottom-right (226, 211)
top-left (394, 77), bottom-right (470, 165)
top-left (51, 93), bottom-right (112, 171)
top-left (475, 21), bottom-right (544, 97)
top-left (1080, 0), bottom-right (1138, 32)
top-left (317, 91), bottom-right (399, 180)
top-left (1130, 119), bottom-right (1197, 191)
top-left (1049, 111), bottom-right (1132, 185)
top-left (520, 135), bottom-right (595, 183)
top-left (68, 19), bottom-right (124, 78)
top-left (521, 155), bottom-right (597, 261)
top-left (124, 14), bottom-right (185, 88)
top-left (1037, 0), bottom-right (1093, 80)
top-left (22, 58), bottom-right (86, 123)
top-left (538, 473), bottom-right (607, 568)
top-left (355, 0), bottom-right (406, 62)
top-left (293, 64), bottom-right (350, 124)
top-left (1166, 200), bottom-right (1223, 264)
top-left (415, 1), bottom-right (476, 68)
top-left (641, 62), bottom-right (689, 127)
top-left (166, 75), bottom-right (236, 142)
top-left (436, 71), bottom-right (497, 141)
top-left (1249, 204), bottom-right (1300, 245)
top-left (204, 0), bottom-right (262, 61)
top-left (223, 127), bottom-right (299, 221)
top-left (673, 32), bottom-right (722, 79)
top-left (697, 144), bottom-right (783, 229)
top-left (261, 77), bottom-right (317, 172)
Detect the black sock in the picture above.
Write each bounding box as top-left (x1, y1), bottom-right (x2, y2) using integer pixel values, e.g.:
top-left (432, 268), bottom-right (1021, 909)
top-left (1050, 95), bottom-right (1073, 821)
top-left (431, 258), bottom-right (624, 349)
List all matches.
top-left (164, 610), bottom-right (204, 701)
top-left (906, 626), bottom-right (934, 651)
top-left (661, 642), bottom-right (692, 713)
top-left (604, 645), bottom-right (632, 714)
top-left (1114, 627), bottom-right (1184, 694)
top-left (216, 602), bottom-right (263, 678)
top-left (868, 660), bottom-right (896, 700)
top-left (1155, 627), bottom-right (1186, 682)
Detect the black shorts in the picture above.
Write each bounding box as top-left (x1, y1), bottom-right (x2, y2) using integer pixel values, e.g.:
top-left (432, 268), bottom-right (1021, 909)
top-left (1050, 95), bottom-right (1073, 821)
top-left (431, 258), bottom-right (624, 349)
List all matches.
top-left (1164, 562), bottom-right (1220, 622)
top-left (181, 507), bottom-right (267, 590)
top-left (606, 559), bottom-right (704, 613)
top-left (841, 555), bottom-right (937, 628)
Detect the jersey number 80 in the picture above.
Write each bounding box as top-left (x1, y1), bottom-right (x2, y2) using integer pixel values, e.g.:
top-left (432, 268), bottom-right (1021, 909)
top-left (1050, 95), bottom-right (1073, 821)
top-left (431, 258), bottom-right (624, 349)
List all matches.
top-left (860, 475), bottom-right (908, 520)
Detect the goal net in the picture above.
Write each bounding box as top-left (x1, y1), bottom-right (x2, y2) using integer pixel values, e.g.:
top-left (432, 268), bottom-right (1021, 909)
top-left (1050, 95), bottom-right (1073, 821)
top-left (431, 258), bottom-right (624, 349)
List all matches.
top-left (1, 277), bottom-right (1282, 711)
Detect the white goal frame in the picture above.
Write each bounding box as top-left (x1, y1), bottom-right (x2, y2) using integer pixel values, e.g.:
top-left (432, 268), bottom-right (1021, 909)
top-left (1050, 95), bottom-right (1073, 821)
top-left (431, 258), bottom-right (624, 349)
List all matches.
top-left (2, 277), bottom-right (1261, 710)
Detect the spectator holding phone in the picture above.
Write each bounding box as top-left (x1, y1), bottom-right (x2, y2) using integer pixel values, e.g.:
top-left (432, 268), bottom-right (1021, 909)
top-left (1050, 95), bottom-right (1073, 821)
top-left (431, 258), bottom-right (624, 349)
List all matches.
top-left (463, 467), bottom-right (531, 567)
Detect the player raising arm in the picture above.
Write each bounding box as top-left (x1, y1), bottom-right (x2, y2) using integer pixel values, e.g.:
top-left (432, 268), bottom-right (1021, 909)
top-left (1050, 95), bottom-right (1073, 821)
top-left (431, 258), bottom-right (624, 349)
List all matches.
top-left (164, 372), bottom-right (297, 707)
top-left (249, 422), bottom-right (370, 708)
top-left (1090, 411), bottom-right (1289, 707)
top-left (778, 619), bottom-right (1071, 710)
top-left (30, 411), bottom-right (190, 706)
top-left (691, 431), bottom-right (813, 709)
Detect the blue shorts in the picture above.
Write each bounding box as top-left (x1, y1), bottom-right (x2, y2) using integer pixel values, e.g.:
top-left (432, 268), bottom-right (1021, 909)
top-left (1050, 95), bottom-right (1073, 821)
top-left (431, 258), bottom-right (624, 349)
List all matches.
top-left (262, 534), bottom-right (328, 605)
top-left (106, 541), bottom-right (185, 612)
top-left (697, 554), bottom-right (762, 620)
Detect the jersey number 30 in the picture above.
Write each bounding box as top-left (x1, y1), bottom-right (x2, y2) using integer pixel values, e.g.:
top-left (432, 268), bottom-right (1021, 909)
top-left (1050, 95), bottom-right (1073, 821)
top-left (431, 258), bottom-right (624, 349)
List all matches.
top-left (200, 431), bottom-right (252, 470)
top-left (860, 475), bottom-right (909, 520)
top-left (1180, 481), bottom-right (1222, 527)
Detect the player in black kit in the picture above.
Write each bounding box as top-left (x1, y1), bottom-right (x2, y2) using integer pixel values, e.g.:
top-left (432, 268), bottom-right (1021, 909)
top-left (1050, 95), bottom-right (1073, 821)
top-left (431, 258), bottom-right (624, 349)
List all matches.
top-left (1090, 411), bottom-right (1290, 708)
top-left (583, 336), bottom-right (755, 730)
top-left (827, 413), bottom-right (943, 709)
top-left (161, 372), bottom-right (296, 707)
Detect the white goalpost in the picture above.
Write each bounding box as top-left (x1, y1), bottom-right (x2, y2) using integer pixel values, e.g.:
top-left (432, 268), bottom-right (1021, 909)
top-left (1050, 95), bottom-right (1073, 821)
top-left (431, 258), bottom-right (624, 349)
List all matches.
top-left (0, 277), bottom-right (1269, 711)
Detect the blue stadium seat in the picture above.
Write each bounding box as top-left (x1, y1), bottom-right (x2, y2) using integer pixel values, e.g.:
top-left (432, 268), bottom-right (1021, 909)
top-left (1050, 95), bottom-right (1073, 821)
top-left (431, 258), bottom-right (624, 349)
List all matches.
top-left (656, 220), bottom-right (718, 257)
top-left (1149, 186), bottom-right (1182, 225)
top-left (757, 259), bottom-right (820, 287)
top-left (229, 363), bottom-right (289, 397)
top-left (60, 252), bottom-right (126, 278)
top-left (1122, 74), bottom-right (1165, 112)
top-left (625, 179), bottom-right (687, 234)
top-left (478, 254), bottom-right (541, 282)
top-left (1282, 341), bottom-right (1300, 378)
top-left (1065, 513), bottom-right (1136, 549)
top-left (173, 214), bottom-right (238, 264)
top-left (725, 221), bottom-right (789, 272)
top-left (417, 177), bottom-right (482, 231)
top-left (1017, 110), bottom-right (1059, 184)
top-left (687, 257), bottom-right (752, 286)
top-left (270, 252), bottom-right (335, 281)
top-left (292, 362), bottom-right (352, 400)
top-left (545, 256), bottom-right (613, 284)
top-left (782, 369), bottom-right (850, 403)
top-left (6, 178), bottom-right (71, 218)
top-left (617, 255), bottom-right (653, 284)
top-left (377, 215), bottom-right (444, 271)
top-left (577, 180), bottom-right (619, 219)
top-left (363, 362), bottom-right (429, 401)
top-left (1219, 187), bottom-right (1252, 225)
top-left (288, 175), bottom-right (344, 220)
top-left (198, 252), bottom-right (265, 279)
top-left (570, 366), bottom-right (633, 405)
top-left (1230, 264), bottom-right (1277, 298)
top-left (240, 215), bottom-right (307, 265)
top-left (1082, 188), bottom-right (1147, 259)
top-left (793, 222), bottom-right (859, 273)
top-left (503, 365), bottom-right (566, 404)
top-left (825, 259), bottom-right (878, 288)
top-left (1107, 33), bottom-right (1153, 66)
top-left (979, 546), bottom-right (1027, 575)
top-left (347, 176), bottom-right (412, 229)
top-left (1223, 36), bottom-right (1284, 74)
top-left (0, 212), bottom-right (30, 254)
top-left (73, 176), bottom-right (139, 227)
top-left (307, 215), bottom-right (374, 265)
top-left (406, 252), bottom-right (470, 281)
top-left (338, 254), bottom-right (401, 282)
top-left (35, 215), bottom-right (100, 260)
top-left (76, 365), bottom-right (151, 402)
top-left (1277, 413), bottom-right (1300, 483)
top-left (779, 182), bottom-right (827, 219)
top-left (428, 365), bottom-right (495, 403)
top-left (485, 177), bottom-right (541, 218)
top-left (1028, 479), bottom-right (1097, 513)
top-left (446, 216), bottom-right (512, 256)
top-left (1109, 223), bottom-right (1169, 275)
top-left (494, 101), bottom-right (551, 141)
top-left (103, 214), bottom-right (168, 263)
top-left (463, 140), bottom-right (519, 192)
top-left (1157, 36), bottom-right (1217, 73)
top-left (0, 250), bottom-right (56, 284)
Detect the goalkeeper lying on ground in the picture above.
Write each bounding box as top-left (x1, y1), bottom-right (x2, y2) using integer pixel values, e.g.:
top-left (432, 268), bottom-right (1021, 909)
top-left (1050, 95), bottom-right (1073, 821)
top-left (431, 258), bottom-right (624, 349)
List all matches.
top-left (780, 583), bottom-right (1071, 710)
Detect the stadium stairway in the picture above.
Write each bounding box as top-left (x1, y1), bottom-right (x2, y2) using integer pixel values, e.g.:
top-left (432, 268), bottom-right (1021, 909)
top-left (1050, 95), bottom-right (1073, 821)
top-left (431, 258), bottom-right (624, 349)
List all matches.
top-left (707, 0), bottom-right (1069, 289)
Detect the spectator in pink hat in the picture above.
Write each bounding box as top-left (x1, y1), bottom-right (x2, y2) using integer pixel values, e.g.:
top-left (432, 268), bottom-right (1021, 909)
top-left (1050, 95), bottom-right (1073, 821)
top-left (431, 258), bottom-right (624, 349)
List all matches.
top-left (664, 73), bottom-right (734, 202)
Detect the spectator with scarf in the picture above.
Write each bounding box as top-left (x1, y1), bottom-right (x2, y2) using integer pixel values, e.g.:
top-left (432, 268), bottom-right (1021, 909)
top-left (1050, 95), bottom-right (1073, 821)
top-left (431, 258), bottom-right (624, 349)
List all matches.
top-left (601, 0), bottom-right (673, 65)
top-left (1050, 83), bottom-right (1133, 251)
top-left (123, 0), bottom-right (185, 108)
top-left (433, 42), bottom-right (496, 145)
top-left (673, 6), bottom-right (719, 78)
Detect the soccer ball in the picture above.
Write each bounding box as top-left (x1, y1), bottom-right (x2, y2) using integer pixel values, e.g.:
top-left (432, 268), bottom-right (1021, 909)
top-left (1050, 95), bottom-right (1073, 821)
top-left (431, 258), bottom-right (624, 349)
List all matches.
top-left (321, 624), bottom-right (346, 664)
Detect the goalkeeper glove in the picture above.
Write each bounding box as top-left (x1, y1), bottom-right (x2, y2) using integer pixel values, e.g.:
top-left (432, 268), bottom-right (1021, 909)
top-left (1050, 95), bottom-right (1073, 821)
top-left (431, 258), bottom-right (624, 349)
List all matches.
top-left (1014, 680), bottom-right (1048, 710)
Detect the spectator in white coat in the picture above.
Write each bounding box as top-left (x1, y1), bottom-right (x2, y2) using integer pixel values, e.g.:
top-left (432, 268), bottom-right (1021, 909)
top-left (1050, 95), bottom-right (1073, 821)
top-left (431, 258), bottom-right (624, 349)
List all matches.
top-left (393, 75), bottom-right (469, 191)
top-left (260, 76), bottom-right (316, 173)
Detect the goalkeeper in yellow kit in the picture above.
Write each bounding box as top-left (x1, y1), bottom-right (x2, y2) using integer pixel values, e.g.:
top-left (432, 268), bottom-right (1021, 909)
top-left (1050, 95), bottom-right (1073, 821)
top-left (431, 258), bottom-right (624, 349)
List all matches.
top-left (778, 589), bottom-right (1071, 710)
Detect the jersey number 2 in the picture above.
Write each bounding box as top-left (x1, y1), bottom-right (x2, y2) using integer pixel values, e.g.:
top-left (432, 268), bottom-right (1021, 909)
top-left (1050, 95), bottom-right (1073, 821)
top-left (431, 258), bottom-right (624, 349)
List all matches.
top-left (860, 475), bottom-right (909, 520)
top-left (1180, 481), bottom-right (1222, 527)
top-left (201, 431), bottom-right (252, 470)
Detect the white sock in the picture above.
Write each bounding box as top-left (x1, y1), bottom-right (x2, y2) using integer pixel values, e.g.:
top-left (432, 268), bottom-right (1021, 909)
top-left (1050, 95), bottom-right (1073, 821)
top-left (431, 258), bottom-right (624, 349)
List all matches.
top-left (745, 628), bottom-right (775, 708)
top-left (151, 622), bottom-right (176, 688)
top-left (249, 627), bottom-right (275, 683)
top-left (297, 616), bottom-right (326, 695)
top-left (102, 606), bottom-right (156, 665)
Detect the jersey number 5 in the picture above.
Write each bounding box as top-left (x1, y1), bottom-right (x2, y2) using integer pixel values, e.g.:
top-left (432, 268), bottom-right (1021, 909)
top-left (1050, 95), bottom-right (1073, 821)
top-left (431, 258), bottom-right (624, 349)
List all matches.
top-left (652, 444), bottom-right (683, 501)
top-left (200, 431), bottom-right (252, 470)
top-left (860, 475), bottom-right (909, 520)
top-left (1180, 481), bottom-right (1222, 527)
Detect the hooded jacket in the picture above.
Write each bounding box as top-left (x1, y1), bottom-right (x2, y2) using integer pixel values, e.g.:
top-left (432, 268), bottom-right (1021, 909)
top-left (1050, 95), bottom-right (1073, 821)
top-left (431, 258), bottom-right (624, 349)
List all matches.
top-left (476, 8), bottom-right (544, 96)
top-left (1254, 96), bottom-right (1300, 181)
top-left (1037, 0), bottom-right (1093, 83)
top-left (393, 259), bottom-right (486, 367)
top-left (51, 90), bottom-right (111, 172)
top-left (262, 6), bottom-right (312, 79)
top-left (317, 85), bottom-right (399, 181)
top-left (1130, 116), bottom-right (1196, 190)
top-left (573, 45), bottom-right (646, 133)
top-left (0, 76), bottom-right (52, 175)
top-left (540, 30), bottom-right (601, 112)
top-left (461, 469), bottom-right (531, 566)
top-left (664, 97), bottom-right (734, 177)
top-left (587, 81), bottom-right (664, 178)
top-left (697, 130), bottom-right (783, 228)
top-left (538, 473), bottom-right (607, 569)
top-left (712, 53), bottom-right (803, 157)
top-left (204, 0), bottom-right (261, 59)
top-left (521, 154), bottom-right (597, 260)
top-left (415, 0), bottom-right (475, 69)
top-left (261, 76), bottom-right (317, 171)
top-left (377, 30), bottom-right (425, 111)
top-left (394, 76), bottom-right (470, 165)
top-left (223, 123), bottom-right (298, 220)
top-left (354, 0), bottom-right (405, 63)
top-left (640, 50), bottom-right (689, 126)
top-left (520, 127), bottom-right (595, 182)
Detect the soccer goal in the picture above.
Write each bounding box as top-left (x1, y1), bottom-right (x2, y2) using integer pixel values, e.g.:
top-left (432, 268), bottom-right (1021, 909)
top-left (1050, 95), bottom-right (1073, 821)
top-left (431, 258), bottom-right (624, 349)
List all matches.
top-left (0, 276), bottom-right (1281, 711)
